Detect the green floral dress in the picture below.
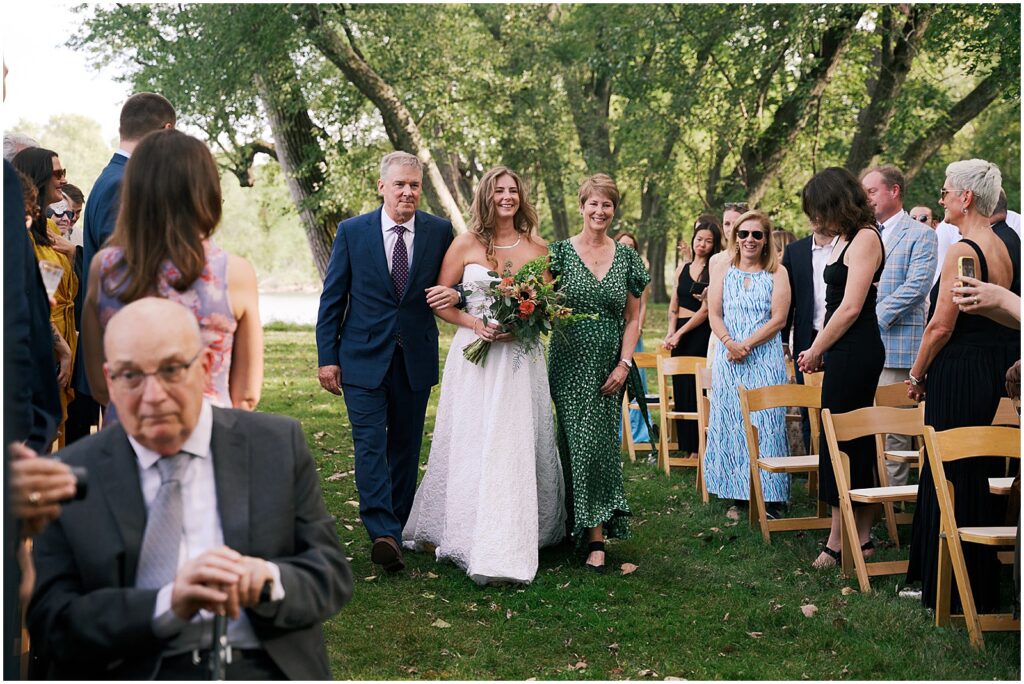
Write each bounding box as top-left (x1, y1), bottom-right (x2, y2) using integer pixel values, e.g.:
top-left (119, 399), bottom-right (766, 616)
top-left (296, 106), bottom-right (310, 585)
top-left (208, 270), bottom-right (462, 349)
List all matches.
top-left (548, 240), bottom-right (650, 543)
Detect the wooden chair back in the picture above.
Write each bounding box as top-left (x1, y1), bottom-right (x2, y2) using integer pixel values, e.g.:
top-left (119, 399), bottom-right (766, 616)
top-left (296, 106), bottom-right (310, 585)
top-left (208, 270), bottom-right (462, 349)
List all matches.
top-left (655, 355), bottom-right (706, 476)
top-left (992, 397), bottom-right (1020, 427)
top-left (620, 349), bottom-right (666, 461)
top-left (695, 363), bottom-right (713, 502)
top-left (922, 425), bottom-right (1020, 648)
top-left (875, 383), bottom-right (920, 408)
top-left (802, 371), bottom-right (824, 387)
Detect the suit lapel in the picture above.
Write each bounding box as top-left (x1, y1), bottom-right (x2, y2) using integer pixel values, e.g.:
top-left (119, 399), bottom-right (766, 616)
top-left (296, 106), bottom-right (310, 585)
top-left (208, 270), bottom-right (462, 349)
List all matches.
top-left (884, 214), bottom-right (913, 257)
top-left (404, 211), bottom-right (432, 301)
top-left (367, 207), bottom-right (399, 302)
top-left (211, 408), bottom-right (251, 552)
top-left (96, 427), bottom-right (147, 585)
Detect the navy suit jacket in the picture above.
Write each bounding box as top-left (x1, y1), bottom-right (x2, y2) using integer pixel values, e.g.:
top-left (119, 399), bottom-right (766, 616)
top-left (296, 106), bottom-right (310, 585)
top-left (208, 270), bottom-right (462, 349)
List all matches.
top-left (782, 235), bottom-right (817, 357)
top-left (316, 207), bottom-right (454, 391)
top-left (78, 153), bottom-right (127, 396)
top-left (28, 408), bottom-right (353, 680)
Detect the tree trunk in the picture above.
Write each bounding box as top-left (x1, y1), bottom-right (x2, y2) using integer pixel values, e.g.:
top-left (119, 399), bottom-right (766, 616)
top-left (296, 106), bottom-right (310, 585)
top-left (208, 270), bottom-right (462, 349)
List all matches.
top-left (299, 5), bottom-right (467, 232)
top-left (640, 176), bottom-right (670, 303)
top-left (254, 71), bottom-right (348, 280)
top-left (564, 70), bottom-right (616, 174)
top-left (540, 162), bottom-right (571, 241)
top-left (844, 5), bottom-right (935, 173)
top-left (900, 73), bottom-right (1002, 183)
top-left (740, 5), bottom-right (864, 205)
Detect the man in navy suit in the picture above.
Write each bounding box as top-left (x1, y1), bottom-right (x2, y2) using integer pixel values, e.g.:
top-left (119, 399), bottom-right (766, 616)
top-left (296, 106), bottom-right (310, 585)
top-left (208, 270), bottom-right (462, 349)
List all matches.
top-left (76, 93), bottom-right (176, 424)
top-left (782, 228), bottom-right (835, 450)
top-left (316, 151), bottom-right (456, 573)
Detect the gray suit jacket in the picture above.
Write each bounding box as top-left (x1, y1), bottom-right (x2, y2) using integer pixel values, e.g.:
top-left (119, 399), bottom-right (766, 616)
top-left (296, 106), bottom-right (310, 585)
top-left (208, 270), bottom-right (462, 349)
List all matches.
top-left (28, 408), bottom-right (353, 680)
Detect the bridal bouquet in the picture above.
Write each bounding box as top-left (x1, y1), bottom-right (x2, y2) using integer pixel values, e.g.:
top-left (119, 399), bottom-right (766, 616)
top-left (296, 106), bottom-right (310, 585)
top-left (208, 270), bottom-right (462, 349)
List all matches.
top-left (463, 255), bottom-right (592, 367)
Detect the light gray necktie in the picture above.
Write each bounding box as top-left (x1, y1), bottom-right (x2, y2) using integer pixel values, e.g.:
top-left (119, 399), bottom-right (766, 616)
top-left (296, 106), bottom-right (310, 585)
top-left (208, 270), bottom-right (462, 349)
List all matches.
top-left (135, 452), bottom-right (193, 590)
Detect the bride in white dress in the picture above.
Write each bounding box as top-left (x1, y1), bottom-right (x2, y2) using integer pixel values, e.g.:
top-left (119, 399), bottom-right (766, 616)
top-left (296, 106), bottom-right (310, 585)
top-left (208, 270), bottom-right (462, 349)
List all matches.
top-left (403, 166), bottom-right (565, 584)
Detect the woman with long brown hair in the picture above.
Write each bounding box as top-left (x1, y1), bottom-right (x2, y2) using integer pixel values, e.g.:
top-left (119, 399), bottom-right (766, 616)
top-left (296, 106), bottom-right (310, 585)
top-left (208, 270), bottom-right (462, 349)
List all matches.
top-left (403, 166), bottom-right (565, 584)
top-left (82, 129), bottom-right (262, 422)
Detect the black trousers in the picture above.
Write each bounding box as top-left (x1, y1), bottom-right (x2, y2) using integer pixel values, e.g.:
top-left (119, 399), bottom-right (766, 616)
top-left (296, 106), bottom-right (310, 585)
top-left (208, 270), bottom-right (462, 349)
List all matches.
top-left (156, 649), bottom-right (286, 680)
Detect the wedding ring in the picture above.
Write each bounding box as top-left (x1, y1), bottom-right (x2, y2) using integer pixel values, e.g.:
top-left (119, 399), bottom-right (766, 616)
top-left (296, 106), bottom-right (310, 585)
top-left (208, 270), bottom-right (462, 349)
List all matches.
top-left (29, 491), bottom-right (41, 505)
top-left (973, 296), bottom-right (980, 304)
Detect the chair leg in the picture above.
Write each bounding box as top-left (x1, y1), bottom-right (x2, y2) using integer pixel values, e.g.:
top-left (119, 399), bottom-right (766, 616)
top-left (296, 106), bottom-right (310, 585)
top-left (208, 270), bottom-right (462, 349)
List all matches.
top-left (621, 398), bottom-right (636, 462)
top-left (750, 467), bottom-right (770, 543)
top-left (700, 429), bottom-right (710, 504)
top-left (948, 535), bottom-right (986, 650)
top-left (935, 535), bottom-right (952, 628)
top-left (882, 501), bottom-right (900, 549)
top-left (841, 497), bottom-right (871, 592)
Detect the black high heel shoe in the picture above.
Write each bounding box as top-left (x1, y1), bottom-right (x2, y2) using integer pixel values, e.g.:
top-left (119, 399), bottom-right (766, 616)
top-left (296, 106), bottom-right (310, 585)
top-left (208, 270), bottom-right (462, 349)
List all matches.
top-left (585, 541), bottom-right (607, 574)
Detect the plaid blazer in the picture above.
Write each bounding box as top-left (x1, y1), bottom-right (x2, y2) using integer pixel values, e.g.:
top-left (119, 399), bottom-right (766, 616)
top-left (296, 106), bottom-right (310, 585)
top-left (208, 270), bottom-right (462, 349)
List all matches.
top-left (876, 212), bottom-right (938, 368)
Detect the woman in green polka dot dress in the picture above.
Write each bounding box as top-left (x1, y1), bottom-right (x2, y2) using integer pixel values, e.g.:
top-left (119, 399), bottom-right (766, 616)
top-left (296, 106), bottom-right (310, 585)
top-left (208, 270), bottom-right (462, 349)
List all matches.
top-left (548, 174), bottom-right (650, 572)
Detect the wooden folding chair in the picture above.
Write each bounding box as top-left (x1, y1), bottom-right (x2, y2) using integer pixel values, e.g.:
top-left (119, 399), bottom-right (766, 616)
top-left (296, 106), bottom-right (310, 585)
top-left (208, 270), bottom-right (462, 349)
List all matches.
top-left (874, 383), bottom-right (924, 478)
top-left (923, 425), bottom-right (1020, 649)
top-left (991, 397), bottom-right (1021, 427)
top-left (656, 355), bottom-right (705, 477)
top-left (621, 350), bottom-right (665, 462)
top-left (738, 383), bottom-right (830, 543)
top-left (820, 406), bottom-right (925, 592)
top-left (695, 364), bottom-right (713, 503)
top-left (802, 370), bottom-right (824, 388)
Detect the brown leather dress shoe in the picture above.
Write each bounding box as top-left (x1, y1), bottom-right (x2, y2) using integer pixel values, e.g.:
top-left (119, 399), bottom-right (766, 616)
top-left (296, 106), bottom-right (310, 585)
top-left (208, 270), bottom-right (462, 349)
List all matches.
top-left (371, 537), bottom-right (405, 573)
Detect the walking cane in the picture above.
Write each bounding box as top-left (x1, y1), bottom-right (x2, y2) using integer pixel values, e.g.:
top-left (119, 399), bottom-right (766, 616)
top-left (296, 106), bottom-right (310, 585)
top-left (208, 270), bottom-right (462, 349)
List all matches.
top-left (207, 580), bottom-right (273, 680)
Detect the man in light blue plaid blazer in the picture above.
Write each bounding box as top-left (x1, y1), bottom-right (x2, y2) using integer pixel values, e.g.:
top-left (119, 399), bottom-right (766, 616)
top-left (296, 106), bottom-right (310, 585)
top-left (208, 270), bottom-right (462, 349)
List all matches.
top-left (862, 166), bottom-right (938, 486)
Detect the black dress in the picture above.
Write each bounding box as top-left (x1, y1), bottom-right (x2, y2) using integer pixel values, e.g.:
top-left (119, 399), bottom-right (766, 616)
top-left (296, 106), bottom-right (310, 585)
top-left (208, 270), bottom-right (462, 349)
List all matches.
top-left (906, 238), bottom-right (1016, 612)
top-left (672, 262), bottom-right (712, 454)
top-left (817, 229), bottom-right (886, 507)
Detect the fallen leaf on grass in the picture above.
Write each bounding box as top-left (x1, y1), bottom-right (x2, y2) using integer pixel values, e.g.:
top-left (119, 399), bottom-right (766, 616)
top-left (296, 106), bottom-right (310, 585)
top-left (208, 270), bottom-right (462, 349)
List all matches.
top-left (343, 524), bottom-right (354, 531)
top-left (610, 666), bottom-right (625, 675)
top-left (722, 612), bottom-right (730, 622)
top-left (344, 500), bottom-right (359, 508)
top-left (426, 572), bottom-right (439, 579)
top-left (431, 619), bottom-right (451, 628)
top-left (620, 563), bottom-right (639, 575)
top-left (747, 631), bottom-right (763, 638)
top-left (326, 471), bottom-right (346, 482)
top-left (710, 527), bottom-right (721, 533)
top-left (768, 599), bottom-right (783, 612)
top-left (568, 660), bottom-right (588, 671)
top-left (637, 668), bottom-right (659, 677)
top-left (607, 642), bottom-right (620, 654)
top-left (364, 575), bottom-right (377, 582)
top-left (558, 581), bottom-right (571, 589)
top-left (840, 586), bottom-right (857, 596)
top-left (800, 604), bottom-right (818, 618)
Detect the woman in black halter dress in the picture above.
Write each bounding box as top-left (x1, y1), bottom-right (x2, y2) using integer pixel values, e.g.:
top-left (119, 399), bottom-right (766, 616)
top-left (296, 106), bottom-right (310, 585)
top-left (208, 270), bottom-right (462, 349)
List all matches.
top-left (905, 160), bottom-right (1016, 612)
top-left (796, 168), bottom-right (886, 570)
top-left (664, 218), bottom-right (722, 455)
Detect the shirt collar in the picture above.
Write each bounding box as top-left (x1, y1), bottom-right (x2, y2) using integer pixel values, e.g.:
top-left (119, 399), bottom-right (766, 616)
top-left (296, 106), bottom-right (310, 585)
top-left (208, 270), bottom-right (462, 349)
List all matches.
top-left (881, 209), bottom-right (907, 232)
top-left (810, 235), bottom-right (838, 252)
top-left (130, 399), bottom-right (213, 471)
top-left (115, 148), bottom-right (132, 160)
top-left (381, 208), bottom-right (416, 235)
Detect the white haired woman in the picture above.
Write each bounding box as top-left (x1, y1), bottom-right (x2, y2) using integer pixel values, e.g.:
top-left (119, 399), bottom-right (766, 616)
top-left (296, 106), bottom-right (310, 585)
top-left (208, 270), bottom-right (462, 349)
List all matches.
top-left (904, 159), bottom-right (1017, 613)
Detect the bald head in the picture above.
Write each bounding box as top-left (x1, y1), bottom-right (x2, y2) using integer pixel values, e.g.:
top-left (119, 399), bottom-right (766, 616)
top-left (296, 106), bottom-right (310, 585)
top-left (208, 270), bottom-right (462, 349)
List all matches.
top-left (103, 298), bottom-right (210, 455)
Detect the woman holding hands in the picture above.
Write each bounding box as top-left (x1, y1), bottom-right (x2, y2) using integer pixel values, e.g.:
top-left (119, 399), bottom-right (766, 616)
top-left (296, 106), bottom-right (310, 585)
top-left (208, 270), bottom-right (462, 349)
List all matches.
top-left (796, 167), bottom-right (885, 570)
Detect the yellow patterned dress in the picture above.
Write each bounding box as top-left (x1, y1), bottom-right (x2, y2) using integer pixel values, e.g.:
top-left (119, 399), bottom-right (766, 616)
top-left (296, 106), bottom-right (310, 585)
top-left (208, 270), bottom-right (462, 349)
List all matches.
top-left (30, 220), bottom-right (78, 447)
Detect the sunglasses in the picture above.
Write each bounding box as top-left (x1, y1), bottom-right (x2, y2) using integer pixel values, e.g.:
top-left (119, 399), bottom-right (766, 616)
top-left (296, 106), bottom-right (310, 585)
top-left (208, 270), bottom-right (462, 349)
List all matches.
top-left (45, 208), bottom-right (75, 220)
top-left (736, 230), bottom-right (765, 240)
top-left (913, 214), bottom-right (931, 223)
top-left (51, 168), bottom-right (67, 180)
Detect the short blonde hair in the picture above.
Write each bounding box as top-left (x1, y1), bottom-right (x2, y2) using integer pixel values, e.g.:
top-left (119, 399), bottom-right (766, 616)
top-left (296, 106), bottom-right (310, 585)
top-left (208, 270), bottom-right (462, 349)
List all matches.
top-left (946, 159), bottom-right (1001, 216)
top-left (730, 210), bottom-right (779, 273)
top-left (380, 151), bottom-right (422, 180)
top-left (578, 173), bottom-right (620, 209)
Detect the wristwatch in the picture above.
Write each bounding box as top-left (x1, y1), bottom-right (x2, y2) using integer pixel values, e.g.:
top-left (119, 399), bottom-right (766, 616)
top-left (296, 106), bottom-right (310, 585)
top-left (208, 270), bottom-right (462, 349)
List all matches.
top-left (618, 358), bottom-right (633, 369)
top-left (908, 373), bottom-right (925, 387)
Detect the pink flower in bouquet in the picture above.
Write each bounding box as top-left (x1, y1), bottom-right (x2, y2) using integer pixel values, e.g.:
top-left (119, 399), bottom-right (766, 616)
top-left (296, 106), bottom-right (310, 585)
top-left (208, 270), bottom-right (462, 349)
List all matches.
top-left (517, 299), bottom-right (536, 319)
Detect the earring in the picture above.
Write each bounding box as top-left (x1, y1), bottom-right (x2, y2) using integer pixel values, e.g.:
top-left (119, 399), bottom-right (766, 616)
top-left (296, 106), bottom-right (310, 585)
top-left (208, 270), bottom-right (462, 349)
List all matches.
top-left (963, 207), bottom-right (968, 215)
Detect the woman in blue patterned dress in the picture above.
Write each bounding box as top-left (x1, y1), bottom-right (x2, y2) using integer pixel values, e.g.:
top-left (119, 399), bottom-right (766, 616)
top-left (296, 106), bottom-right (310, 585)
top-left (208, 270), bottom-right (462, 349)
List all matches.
top-left (705, 211), bottom-right (791, 520)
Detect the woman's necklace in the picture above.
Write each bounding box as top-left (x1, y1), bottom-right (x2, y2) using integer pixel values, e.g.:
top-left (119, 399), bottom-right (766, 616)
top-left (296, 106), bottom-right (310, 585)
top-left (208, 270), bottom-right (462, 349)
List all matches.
top-left (494, 236), bottom-right (521, 249)
top-left (578, 239), bottom-right (613, 269)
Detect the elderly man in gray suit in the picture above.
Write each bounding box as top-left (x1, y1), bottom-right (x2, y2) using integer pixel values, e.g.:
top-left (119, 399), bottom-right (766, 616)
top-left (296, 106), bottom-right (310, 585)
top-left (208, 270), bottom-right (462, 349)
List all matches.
top-left (28, 298), bottom-right (352, 680)
top-left (861, 166), bottom-right (937, 488)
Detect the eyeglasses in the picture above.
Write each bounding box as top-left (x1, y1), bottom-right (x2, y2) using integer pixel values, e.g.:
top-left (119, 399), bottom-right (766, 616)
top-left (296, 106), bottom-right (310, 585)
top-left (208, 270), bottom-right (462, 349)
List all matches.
top-left (51, 168), bottom-right (67, 180)
top-left (913, 214), bottom-right (931, 223)
top-left (108, 349), bottom-right (203, 391)
top-left (736, 230), bottom-right (765, 240)
top-left (45, 208), bottom-right (75, 220)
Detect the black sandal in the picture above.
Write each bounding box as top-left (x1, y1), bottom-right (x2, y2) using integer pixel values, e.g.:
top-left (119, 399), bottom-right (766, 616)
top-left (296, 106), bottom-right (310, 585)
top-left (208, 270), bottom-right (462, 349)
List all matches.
top-left (812, 545), bottom-right (841, 570)
top-left (585, 541), bottom-right (607, 574)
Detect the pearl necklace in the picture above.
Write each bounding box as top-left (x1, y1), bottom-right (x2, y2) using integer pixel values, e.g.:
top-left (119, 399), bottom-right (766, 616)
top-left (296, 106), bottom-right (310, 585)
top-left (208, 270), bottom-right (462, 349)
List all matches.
top-left (494, 236), bottom-right (521, 249)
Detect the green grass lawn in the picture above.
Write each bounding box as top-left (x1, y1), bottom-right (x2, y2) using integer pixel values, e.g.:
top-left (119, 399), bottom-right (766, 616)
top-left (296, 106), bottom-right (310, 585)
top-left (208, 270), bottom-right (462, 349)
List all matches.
top-left (261, 305), bottom-right (1019, 680)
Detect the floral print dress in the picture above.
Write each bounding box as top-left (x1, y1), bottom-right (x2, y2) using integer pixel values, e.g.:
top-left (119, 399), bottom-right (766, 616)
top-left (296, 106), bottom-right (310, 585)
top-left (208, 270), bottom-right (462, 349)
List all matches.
top-left (96, 240), bottom-right (237, 418)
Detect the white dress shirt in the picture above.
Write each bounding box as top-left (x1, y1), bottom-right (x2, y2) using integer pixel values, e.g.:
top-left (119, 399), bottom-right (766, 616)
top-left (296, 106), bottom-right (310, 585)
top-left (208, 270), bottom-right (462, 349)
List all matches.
top-left (811, 235), bottom-right (838, 332)
top-left (381, 209), bottom-right (415, 272)
top-left (934, 221), bottom-right (962, 285)
top-left (134, 400), bottom-right (284, 652)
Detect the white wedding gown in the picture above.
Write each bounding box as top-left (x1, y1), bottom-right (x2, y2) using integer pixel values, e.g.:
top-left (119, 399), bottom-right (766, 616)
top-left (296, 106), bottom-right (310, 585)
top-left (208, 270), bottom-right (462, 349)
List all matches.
top-left (402, 263), bottom-right (566, 584)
